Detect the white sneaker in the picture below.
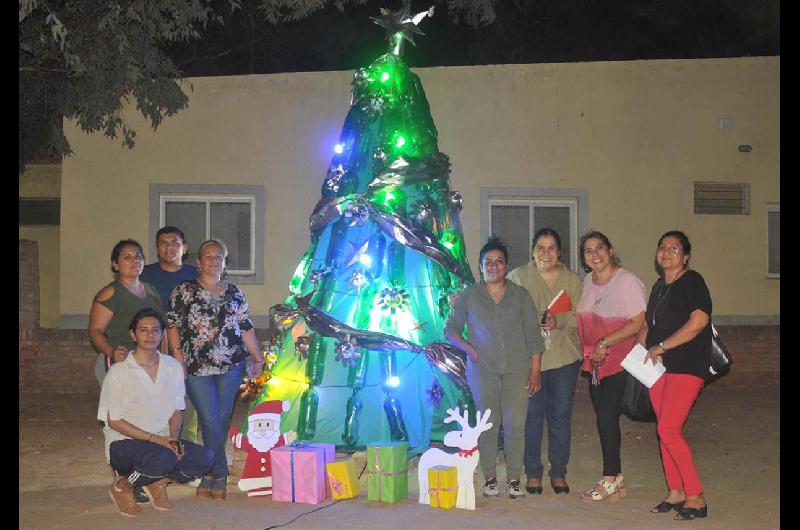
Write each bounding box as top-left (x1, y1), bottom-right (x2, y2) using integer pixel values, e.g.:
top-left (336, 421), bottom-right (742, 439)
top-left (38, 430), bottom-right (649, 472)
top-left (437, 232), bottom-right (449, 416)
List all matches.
top-left (507, 480), bottom-right (525, 498)
top-left (482, 478), bottom-right (499, 497)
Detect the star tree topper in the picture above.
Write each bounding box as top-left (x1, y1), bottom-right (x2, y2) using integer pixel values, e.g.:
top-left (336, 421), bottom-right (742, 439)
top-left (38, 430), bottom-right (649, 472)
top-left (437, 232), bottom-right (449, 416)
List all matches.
top-left (371, 1), bottom-right (435, 54)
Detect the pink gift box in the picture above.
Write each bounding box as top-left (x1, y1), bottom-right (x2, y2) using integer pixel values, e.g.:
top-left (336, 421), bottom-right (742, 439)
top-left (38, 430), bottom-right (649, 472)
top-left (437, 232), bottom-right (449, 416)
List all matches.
top-left (271, 445), bottom-right (327, 504)
top-left (307, 443), bottom-right (336, 498)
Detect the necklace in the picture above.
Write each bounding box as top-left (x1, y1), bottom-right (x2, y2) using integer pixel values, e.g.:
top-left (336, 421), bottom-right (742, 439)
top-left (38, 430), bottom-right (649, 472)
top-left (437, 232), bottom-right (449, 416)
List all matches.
top-left (651, 270), bottom-right (685, 326)
top-left (651, 281), bottom-right (672, 327)
top-left (592, 270), bottom-right (615, 305)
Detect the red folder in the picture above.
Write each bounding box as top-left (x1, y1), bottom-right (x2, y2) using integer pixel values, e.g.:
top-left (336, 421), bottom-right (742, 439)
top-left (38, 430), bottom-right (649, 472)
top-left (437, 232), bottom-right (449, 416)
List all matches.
top-left (546, 289), bottom-right (572, 315)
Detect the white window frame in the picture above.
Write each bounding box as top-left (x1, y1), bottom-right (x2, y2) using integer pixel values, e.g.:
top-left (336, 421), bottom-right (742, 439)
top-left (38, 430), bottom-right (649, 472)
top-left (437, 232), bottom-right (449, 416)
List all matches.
top-left (149, 184), bottom-right (265, 284)
top-left (159, 194), bottom-right (256, 275)
top-left (488, 198), bottom-right (579, 271)
top-left (766, 203), bottom-right (779, 279)
top-left (481, 187), bottom-right (588, 275)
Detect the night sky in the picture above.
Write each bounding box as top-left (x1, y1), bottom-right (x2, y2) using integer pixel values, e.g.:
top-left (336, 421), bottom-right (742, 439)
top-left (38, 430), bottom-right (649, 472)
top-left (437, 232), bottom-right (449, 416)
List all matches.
top-left (167, 0), bottom-right (780, 77)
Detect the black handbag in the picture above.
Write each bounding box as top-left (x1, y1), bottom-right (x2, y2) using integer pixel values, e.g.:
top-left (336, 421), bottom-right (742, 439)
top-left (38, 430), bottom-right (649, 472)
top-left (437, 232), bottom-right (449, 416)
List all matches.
top-left (708, 324), bottom-right (733, 380)
top-left (621, 372), bottom-right (657, 422)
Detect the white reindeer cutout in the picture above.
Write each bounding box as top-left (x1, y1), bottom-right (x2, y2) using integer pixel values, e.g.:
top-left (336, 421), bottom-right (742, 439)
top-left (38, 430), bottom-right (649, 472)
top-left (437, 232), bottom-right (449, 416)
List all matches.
top-left (417, 407), bottom-right (493, 510)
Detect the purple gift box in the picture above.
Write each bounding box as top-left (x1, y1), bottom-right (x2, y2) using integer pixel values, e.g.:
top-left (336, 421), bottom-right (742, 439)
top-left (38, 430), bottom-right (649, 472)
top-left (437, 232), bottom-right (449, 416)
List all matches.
top-left (271, 445), bottom-right (327, 504)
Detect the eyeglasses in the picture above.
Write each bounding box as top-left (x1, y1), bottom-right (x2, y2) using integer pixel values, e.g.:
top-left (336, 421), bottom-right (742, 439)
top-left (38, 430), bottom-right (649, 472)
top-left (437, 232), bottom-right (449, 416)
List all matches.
top-left (583, 244), bottom-right (607, 256)
top-left (657, 245), bottom-right (682, 254)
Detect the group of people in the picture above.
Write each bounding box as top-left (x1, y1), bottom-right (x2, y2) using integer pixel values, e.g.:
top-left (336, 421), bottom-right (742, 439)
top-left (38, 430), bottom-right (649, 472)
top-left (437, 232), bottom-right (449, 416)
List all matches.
top-left (445, 228), bottom-right (712, 521)
top-left (91, 224), bottom-right (711, 521)
top-left (90, 227), bottom-right (263, 516)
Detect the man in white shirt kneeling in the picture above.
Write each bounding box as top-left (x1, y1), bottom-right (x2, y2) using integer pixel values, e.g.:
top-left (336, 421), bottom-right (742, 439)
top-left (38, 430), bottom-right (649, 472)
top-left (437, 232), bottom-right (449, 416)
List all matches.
top-left (97, 307), bottom-right (214, 517)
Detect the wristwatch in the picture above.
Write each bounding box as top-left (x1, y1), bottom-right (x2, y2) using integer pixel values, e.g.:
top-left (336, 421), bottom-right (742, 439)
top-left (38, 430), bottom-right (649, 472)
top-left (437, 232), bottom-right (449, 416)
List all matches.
top-left (658, 341), bottom-right (666, 353)
top-left (599, 337), bottom-right (609, 348)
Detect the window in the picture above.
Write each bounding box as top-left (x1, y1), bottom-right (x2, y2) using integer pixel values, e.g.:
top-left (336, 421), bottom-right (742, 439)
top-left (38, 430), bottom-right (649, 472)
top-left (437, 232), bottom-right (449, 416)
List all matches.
top-left (481, 188), bottom-right (587, 272)
top-left (19, 198), bottom-right (60, 226)
top-left (767, 204), bottom-right (779, 278)
top-left (693, 181), bottom-right (750, 215)
top-left (149, 185), bottom-right (265, 283)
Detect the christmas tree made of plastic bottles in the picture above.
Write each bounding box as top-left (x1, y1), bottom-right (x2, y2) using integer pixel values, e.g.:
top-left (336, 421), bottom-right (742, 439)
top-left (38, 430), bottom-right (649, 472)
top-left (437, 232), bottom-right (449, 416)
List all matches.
top-left (248, 3), bottom-right (476, 450)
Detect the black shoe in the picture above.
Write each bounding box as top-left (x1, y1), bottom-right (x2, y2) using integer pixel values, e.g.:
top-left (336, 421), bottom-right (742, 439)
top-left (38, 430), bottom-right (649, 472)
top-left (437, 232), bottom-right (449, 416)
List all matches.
top-left (525, 479), bottom-right (543, 494)
top-left (550, 478), bottom-right (570, 494)
top-left (674, 505), bottom-right (707, 520)
top-left (650, 500), bottom-right (685, 513)
top-left (133, 485), bottom-right (149, 504)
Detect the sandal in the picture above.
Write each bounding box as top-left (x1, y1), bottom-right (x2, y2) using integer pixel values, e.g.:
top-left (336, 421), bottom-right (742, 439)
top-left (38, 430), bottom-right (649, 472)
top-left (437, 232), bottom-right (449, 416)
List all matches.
top-left (651, 500), bottom-right (686, 513)
top-left (580, 475), bottom-right (626, 502)
top-left (674, 504), bottom-right (707, 520)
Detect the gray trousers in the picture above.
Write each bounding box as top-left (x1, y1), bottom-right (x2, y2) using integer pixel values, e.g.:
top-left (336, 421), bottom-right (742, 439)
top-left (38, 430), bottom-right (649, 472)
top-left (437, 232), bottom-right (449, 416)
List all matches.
top-left (467, 366), bottom-right (530, 483)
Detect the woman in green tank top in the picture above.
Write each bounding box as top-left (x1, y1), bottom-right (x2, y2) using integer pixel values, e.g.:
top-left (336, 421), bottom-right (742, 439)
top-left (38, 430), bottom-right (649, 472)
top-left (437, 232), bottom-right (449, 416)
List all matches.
top-left (88, 239), bottom-right (163, 386)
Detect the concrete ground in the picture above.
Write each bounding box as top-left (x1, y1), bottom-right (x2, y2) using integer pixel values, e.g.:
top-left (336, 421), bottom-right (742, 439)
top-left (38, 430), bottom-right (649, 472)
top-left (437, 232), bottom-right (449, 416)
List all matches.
top-left (20, 345), bottom-right (778, 529)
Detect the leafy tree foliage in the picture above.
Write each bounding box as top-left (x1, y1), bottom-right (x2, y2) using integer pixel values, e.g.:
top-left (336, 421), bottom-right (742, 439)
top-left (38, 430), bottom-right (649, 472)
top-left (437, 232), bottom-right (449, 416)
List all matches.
top-left (19, 0), bottom-right (777, 174)
top-left (18, 0), bottom-right (237, 173)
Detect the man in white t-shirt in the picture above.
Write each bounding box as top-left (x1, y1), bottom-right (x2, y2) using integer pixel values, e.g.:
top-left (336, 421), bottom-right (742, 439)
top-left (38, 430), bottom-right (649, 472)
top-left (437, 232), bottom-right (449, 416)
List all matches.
top-left (98, 308), bottom-right (213, 517)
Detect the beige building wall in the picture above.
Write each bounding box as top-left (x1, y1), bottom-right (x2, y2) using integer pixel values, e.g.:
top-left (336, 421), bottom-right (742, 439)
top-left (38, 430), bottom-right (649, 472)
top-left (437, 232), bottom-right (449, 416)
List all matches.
top-left (20, 164), bottom-right (61, 328)
top-left (60, 56), bottom-right (779, 326)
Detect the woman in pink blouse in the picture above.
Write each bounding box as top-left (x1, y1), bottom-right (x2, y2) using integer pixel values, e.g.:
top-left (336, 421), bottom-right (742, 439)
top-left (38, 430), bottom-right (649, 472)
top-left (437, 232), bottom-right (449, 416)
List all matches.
top-left (576, 231), bottom-right (647, 502)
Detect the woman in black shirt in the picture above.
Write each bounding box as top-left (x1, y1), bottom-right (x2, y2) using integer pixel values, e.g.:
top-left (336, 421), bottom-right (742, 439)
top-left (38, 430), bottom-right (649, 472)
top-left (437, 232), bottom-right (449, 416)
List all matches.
top-left (638, 231), bottom-right (711, 521)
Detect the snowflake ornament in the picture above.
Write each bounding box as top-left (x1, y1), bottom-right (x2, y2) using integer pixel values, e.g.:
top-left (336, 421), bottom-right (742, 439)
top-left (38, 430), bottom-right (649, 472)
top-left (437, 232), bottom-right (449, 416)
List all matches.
top-left (379, 287), bottom-right (410, 314)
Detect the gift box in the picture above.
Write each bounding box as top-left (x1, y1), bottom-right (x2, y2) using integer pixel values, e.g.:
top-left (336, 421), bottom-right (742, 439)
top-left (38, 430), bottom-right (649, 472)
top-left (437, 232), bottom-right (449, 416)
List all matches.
top-left (366, 441), bottom-right (408, 503)
top-left (326, 458), bottom-right (360, 500)
top-left (428, 466), bottom-right (458, 509)
top-left (270, 445), bottom-right (327, 504)
top-left (308, 443), bottom-right (336, 498)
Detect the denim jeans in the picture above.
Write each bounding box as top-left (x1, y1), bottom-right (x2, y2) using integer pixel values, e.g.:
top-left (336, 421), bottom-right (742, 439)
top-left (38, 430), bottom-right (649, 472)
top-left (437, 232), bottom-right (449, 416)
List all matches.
top-left (186, 361), bottom-right (246, 479)
top-left (524, 360), bottom-right (580, 479)
top-left (109, 438), bottom-right (214, 487)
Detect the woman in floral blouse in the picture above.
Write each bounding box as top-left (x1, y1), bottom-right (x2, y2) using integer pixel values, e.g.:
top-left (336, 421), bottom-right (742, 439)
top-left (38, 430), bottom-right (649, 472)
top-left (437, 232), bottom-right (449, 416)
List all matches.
top-left (166, 239), bottom-right (263, 500)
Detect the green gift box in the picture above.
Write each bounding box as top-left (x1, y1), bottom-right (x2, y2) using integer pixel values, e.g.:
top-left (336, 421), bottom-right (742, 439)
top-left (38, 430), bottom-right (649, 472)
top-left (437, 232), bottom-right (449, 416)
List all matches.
top-left (366, 441), bottom-right (408, 503)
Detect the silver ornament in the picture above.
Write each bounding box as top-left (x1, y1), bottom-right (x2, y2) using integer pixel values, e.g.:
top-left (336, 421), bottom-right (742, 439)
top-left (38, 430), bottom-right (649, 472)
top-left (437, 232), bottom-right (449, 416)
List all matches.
top-left (335, 336), bottom-right (361, 367)
top-left (343, 202), bottom-right (368, 227)
top-left (413, 199), bottom-right (434, 221)
top-left (324, 164), bottom-right (346, 193)
top-left (309, 266), bottom-right (332, 285)
top-left (350, 271), bottom-right (369, 292)
top-left (448, 191), bottom-right (463, 212)
top-left (295, 335), bottom-right (312, 360)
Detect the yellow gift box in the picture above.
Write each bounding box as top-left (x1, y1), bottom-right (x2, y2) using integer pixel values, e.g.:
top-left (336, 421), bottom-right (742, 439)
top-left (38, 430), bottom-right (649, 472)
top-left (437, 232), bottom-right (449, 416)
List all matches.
top-left (326, 458), bottom-right (360, 500)
top-left (428, 466), bottom-right (458, 509)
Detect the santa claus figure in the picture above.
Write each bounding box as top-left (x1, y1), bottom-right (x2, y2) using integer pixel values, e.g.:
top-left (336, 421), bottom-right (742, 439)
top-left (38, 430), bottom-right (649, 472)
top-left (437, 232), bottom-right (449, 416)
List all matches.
top-left (230, 400), bottom-right (295, 497)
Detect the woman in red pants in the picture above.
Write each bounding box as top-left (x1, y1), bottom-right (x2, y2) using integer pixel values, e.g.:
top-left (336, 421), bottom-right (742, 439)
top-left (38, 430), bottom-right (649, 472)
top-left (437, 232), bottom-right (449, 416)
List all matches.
top-left (639, 230), bottom-right (711, 521)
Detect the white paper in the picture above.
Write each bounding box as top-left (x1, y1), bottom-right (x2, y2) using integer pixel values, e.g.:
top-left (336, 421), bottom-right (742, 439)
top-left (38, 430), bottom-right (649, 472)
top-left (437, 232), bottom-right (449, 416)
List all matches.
top-left (621, 343), bottom-right (666, 388)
